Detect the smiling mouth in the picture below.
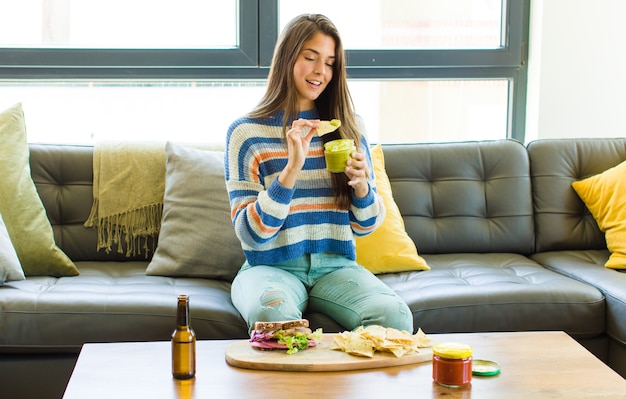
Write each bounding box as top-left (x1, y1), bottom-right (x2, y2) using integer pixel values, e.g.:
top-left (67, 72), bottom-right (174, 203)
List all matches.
top-left (307, 79), bottom-right (322, 87)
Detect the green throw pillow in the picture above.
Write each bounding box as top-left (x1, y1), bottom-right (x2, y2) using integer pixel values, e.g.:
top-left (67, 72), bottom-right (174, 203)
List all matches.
top-left (0, 103), bottom-right (78, 276)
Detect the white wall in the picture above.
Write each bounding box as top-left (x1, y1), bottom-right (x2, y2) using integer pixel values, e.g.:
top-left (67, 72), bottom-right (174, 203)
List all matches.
top-left (526, 0), bottom-right (626, 142)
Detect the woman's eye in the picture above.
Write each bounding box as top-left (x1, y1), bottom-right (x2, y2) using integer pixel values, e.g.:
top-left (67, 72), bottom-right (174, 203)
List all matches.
top-left (326, 63), bottom-right (334, 68)
top-left (305, 56), bottom-right (315, 61)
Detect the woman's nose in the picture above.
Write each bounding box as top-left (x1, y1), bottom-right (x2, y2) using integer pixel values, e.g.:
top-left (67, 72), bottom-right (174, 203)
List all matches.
top-left (314, 60), bottom-right (325, 75)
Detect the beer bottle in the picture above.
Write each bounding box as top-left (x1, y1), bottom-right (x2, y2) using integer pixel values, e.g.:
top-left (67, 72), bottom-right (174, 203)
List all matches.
top-left (172, 294), bottom-right (196, 379)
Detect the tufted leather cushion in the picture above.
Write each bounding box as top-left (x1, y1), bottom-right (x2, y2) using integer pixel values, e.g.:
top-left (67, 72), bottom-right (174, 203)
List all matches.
top-left (531, 250), bottom-right (626, 344)
top-left (378, 140), bottom-right (605, 339)
top-left (380, 253), bottom-right (605, 338)
top-left (28, 144), bottom-right (154, 262)
top-left (382, 140), bottom-right (534, 255)
top-left (528, 138), bottom-right (626, 347)
top-left (528, 138), bottom-right (626, 252)
top-left (1, 261), bottom-right (248, 350)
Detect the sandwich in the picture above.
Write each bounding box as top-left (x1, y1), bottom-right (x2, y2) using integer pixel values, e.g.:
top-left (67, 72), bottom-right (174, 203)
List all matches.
top-left (249, 319), bottom-right (323, 354)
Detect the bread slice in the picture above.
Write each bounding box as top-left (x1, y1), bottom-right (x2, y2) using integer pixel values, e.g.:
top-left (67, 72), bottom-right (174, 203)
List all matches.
top-left (253, 319), bottom-right (309, 332)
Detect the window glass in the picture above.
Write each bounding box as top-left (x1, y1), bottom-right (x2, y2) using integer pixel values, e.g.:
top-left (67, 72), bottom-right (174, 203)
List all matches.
top-left (350, 80), bottom-right (508, 143)
top-left (0, 82), bottom-right (266, 144)
top-left (279, 0), bottom-right (504, 49)
top-left (1, 79), bottom-right (506, 144)
top-left (0, 0), bottom-right (238, 48)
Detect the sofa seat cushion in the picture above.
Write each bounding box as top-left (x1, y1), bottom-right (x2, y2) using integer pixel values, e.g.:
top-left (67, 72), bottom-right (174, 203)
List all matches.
top-left (378, 253), bottom-right (605, 339)
top-left (531, 250), bottom-right (626, 345)
top-left (0, 261), bottom-right (248, 351)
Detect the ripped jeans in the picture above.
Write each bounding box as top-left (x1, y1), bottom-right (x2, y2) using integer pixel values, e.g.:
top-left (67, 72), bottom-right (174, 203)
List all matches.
top-left (231, 252), bottom-right (414, 334)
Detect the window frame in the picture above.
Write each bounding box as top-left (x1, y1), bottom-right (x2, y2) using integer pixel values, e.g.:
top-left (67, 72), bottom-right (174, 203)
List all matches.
top-left (0, 0), bottom-right (529, 141)
top-left (0, 0), bottom-right (260, 78)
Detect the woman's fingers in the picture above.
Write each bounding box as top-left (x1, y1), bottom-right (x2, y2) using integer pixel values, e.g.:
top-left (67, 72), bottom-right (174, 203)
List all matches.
top-left (291, 118), bottom-right (320, 135)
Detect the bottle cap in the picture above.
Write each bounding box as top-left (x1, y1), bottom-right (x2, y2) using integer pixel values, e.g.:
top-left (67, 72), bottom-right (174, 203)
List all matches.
top-left (432, 342), bottom-right (473, 359)
top-left (472, 359), bottom-right (501, 376)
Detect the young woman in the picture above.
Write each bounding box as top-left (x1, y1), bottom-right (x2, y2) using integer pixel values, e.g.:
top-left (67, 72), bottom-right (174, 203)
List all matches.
top-left (225, 14), bottom-right (413, 333)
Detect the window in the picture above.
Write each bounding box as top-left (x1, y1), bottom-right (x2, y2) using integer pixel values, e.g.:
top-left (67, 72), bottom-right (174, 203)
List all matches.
top-left (0, 0), bottom-right (528, 144)
top-left (1, 0), bottom-right (238, 49)
top-left (280, 0), bottom-right (504, 50)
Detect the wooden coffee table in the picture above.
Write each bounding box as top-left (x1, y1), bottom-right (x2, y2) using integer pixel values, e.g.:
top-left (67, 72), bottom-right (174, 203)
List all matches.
top-left (62, 331), bottom-right (626, 399)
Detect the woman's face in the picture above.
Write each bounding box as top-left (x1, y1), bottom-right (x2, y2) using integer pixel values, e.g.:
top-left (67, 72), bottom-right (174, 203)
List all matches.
top-left (293, 32), bottom-right (336, 111)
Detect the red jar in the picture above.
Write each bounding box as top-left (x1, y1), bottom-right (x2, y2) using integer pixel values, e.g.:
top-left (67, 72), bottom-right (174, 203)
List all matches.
top-left (432, 342), bottom-right (473, 387)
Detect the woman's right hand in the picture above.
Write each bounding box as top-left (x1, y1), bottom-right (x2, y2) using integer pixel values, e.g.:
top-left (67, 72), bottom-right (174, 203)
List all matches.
top-left (279, 118), bottom-right (319, 188)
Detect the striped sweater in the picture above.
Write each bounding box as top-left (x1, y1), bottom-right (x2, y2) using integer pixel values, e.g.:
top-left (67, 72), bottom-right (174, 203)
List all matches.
top-left (225, 109), bottom-right (385, 266)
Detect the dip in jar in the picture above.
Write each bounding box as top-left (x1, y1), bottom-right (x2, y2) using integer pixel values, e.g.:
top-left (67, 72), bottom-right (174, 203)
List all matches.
top-left (324, 139), bottom-right (355, 173)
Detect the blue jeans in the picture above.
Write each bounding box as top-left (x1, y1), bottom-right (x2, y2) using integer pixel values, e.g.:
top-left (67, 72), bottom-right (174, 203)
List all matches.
top-left (231, 252), bottom-right (414, 333)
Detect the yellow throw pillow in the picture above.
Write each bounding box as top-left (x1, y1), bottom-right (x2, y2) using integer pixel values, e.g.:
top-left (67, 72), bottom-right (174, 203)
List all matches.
top-left (356, 144), bottom-right (430, 274)
top-left (572, 159), bottom-right (626, 269)
top-left (0, 103), bottom-right (78, 277)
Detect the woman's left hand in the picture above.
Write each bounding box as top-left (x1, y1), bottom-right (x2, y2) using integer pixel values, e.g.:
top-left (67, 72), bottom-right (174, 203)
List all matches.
top-left (345, 151), bottom-right (370, 198)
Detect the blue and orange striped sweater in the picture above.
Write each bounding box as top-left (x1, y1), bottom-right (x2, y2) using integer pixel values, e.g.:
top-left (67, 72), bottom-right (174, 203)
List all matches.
top-left (225, 110), bottom-right (385, 266)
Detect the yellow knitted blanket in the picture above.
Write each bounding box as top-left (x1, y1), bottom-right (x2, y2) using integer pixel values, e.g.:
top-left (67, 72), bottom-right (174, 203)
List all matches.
top-left (84, 141), bottom-right (166, 257)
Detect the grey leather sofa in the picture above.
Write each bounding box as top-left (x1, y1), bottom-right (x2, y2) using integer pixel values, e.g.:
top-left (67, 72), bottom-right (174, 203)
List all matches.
top-left (1, 138), bottom-right (625, 398)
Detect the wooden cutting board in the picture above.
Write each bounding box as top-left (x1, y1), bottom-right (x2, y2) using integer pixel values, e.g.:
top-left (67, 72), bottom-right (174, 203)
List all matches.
top-left (225, 334), bottom-right (432, 372)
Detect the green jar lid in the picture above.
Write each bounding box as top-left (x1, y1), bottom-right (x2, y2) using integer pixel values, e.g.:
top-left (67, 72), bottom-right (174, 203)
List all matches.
top-left (432, 342), bottom-right (473, 359)
top-left (472, 359), bottom-right (501, 376)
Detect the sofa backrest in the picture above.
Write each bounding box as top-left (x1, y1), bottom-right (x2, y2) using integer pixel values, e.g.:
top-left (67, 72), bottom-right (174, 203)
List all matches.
top-left (29, 143), bottom-right (150, 261)
top-left (382, 139), bottom-right (534, 255)
top-left (33, 138), bottom-right (619, 262)
top-left (528, 138), bottom-right (626, 253)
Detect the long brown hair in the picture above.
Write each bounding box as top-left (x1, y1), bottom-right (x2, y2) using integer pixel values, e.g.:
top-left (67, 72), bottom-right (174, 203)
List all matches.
top-left (248, 14), bottom-right (358, 209)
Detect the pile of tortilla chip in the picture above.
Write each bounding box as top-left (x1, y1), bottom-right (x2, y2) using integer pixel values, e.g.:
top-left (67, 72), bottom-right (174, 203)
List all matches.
top-left (330, 326), bottom-right (431, 358)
